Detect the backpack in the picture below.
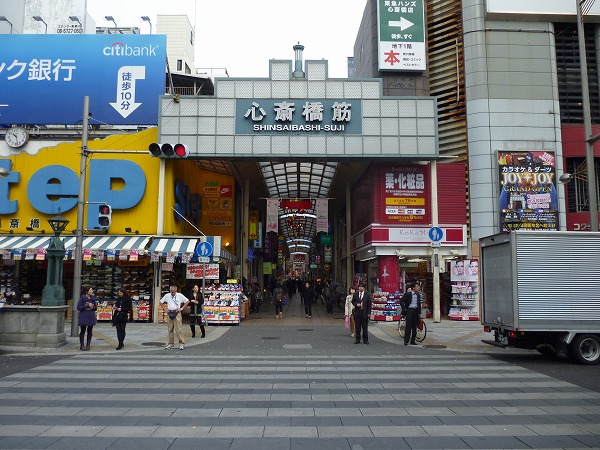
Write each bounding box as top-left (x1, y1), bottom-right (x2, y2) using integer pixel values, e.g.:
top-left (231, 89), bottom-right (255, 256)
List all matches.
top-left (276, 290), bottom-right (283, 301)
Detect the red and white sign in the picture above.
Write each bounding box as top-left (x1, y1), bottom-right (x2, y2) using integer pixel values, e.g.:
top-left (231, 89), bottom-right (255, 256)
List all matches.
top-left (186, 263), bottom-right (220, 280)
top-left (352, 225), bottom-right (466, 250)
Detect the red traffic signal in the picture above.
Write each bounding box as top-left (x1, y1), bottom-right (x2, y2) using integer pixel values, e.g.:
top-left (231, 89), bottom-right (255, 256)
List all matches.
top-left (98, 204), bottom-right (112, 230)
top-left (148, 143), bottom-right (189, 158)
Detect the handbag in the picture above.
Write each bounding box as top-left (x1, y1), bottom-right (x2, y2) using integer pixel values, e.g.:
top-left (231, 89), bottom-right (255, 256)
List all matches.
top-left (418, 316), bottom-right (424, 331)
top-left (182, 305), bottom-right (191, 315)
top-left (167, 310), bottom-right (179, 320)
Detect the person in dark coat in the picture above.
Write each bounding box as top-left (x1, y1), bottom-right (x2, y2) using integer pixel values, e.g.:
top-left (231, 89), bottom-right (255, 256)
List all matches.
top-left (77, 286), bottom-right (98, 351)
top-left (113, 288), bottom-right (132, 350)
top-left (401, 282), bottom-right (422, 345)
top-left (301, 281), bottom-right (316, 318)
top-left (188, 284), bottom-right (206, 338)
top-left (352, 283), bottom-right (372, 344)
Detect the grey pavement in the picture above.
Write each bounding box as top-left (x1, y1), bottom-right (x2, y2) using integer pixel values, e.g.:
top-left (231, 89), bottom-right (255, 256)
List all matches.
top-left (0, 292), bottom-right (527, 357)
top-left (1, 294), bottom-right (599, 449)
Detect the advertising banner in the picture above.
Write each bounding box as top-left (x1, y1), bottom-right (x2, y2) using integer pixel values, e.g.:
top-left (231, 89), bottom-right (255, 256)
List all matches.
top-left (266, 199), bottom-right (279, 233)
top-left (185, 263), bottom-right (220, 280)
top-left (498, 151), bottom-right (558, 231)
top-left (315, 198), bottom-right (328, 233)
top-left (381, 165), bottom-right (429, 224)
top-left (0, 35), bottom-right (166, 125)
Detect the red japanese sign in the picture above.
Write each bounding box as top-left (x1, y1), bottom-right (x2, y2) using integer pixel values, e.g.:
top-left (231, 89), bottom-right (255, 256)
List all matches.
top-left (380, 165), bottom-right (429, 224)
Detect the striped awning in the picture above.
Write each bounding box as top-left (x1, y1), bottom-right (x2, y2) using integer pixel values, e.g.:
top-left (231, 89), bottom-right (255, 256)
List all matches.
top-left (148, 237), bottom-right (199, 256)
top-left (0, 235), bottom-right (53, 250)
top-left (62, 235), bottom-right (151, 252)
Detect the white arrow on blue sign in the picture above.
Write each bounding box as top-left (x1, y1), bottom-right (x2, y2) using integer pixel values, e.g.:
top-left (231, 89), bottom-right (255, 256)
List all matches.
top-left (428, 227), bottom-right (444, 242)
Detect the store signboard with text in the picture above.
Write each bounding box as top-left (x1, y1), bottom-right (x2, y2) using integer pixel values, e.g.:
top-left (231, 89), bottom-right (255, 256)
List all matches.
top-left (186, 263), bottom-right (220, 280)
top-left (380, 164), bottom-right (429, 225)
top-left (498, 151), bottom-right (558, 231)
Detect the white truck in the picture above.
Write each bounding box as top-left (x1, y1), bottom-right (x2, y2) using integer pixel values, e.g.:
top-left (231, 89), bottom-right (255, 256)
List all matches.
top-left (480, 230), bottom-right (600, 364)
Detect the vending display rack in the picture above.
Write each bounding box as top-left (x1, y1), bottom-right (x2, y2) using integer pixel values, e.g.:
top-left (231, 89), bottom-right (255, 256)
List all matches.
top-left (203, 284), bottom-right (242, 325)
top-left (370, 292), bottom-right (402, 321)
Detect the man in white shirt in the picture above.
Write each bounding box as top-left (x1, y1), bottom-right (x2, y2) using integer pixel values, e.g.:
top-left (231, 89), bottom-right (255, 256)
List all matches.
top-left (160, 285), bottom-right (190, 350)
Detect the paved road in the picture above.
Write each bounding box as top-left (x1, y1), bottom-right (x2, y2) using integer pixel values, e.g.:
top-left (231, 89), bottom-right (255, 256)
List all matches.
top-left (1, 295), bottom-right (600, 449)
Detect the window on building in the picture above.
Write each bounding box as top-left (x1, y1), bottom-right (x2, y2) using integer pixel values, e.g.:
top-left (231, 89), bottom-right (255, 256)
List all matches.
top-left (177, 60), bottom-right (182, 71)
top-left (555, 23), bottom-right (600, 124)
top-left (565, 157), bottom-right (600, 212)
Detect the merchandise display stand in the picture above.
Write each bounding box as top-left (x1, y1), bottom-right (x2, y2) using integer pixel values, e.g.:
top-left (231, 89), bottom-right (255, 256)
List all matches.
top-left (203, 284), bottom-right (242, 325)
top-left (448, 259), bottom-right (480, 321)
top-left (370, 291), bottom-right (401, 321)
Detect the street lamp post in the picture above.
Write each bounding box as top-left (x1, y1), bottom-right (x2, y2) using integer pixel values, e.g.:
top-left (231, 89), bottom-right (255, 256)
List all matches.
top-left (0, 16), bottom-right (14, 34)
top-left (141, 16), bottom-right (152, 34)
top-left (105, 15), bottom-right (118, 34)
top-left (575, 0), bottom-right (599, 232)
top-left (32, 16), bottom-right (48, 34)
top-left (41, 214), bottom-right (70, 306)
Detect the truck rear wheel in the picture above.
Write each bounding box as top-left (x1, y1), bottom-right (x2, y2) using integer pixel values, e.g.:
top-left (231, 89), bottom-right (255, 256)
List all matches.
top-left (569, 334), bottom-right (600, 365)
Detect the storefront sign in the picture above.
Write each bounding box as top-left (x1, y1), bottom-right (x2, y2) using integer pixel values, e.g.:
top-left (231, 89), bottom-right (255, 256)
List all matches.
top-left (498, 151), bottom-right (558, 231)
top-left (381, 165), bottom-right (429, 224)
top-left (249, 210), bottom-right (259, 240)
top-left (186, 263), bottom-right (220, 280)
top-left (377, 0), bottom-right (426, 71)
top-left (236, 99), bottom-right (362, 135)
top-left (174, 179), bottom-right (201, 226)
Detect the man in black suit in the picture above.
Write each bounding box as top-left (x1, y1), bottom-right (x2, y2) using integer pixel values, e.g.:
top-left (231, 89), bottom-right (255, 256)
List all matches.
top-left (401, 282), bottom-right (422, 345)
top-left (352, 283), bottom-right (372, 344)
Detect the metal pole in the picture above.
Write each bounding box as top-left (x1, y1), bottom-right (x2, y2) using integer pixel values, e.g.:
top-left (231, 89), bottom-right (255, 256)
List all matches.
top-left (70, 96), bottom-right (89, 337)
top-left (576, 0), bottom-right (599, 231)
top-left (431, 160), bottom-right (441, 323)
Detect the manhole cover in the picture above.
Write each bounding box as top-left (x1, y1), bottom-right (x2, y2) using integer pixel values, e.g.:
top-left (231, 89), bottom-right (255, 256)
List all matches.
top-left (423, 344), bottom-right (447, 349)
top-left (262, 336), bottom-right (280, 340)
top-left (296, 329), bottom-right (313, 332)
top-left (141, 342), bottom-right (165, 347)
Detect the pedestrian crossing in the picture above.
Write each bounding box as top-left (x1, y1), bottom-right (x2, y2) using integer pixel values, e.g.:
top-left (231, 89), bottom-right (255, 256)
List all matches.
top-left (1, 353), bottom-right (599, 449)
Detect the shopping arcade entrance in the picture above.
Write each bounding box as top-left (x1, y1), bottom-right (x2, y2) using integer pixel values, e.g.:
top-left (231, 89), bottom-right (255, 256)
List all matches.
top-left (155, 57), bottom-right (462, 311)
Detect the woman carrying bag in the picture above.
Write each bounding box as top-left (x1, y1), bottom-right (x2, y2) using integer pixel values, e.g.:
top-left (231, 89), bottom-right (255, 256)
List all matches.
top-left (112, 289), bottom-right (132, 350)
top-left (77, 286), bottom-right (97, 351)
top-left (189, 284), bottom-right (206, 338)
top-left (344, 287), bottom-right (356, 338)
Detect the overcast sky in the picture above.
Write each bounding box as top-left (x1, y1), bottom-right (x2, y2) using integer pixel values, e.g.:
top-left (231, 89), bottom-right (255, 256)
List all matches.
top-left (87, 0), bottom-right (367, 78)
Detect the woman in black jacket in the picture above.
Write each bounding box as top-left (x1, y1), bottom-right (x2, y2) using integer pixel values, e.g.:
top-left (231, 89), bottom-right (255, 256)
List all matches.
top-left (301, 281), bottom-right (316, 318)
top-left (189, 284), bottom-right (206, 338)
top-left (113, 288), bottom-right (133, 350)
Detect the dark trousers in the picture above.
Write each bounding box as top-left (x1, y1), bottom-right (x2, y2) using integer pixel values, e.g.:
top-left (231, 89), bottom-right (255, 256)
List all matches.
top-left (275, 301), bottom-right (283, 314)
top-left (325, 297), bottom-right (333, 313)
top-left (404, 308), bottom-right (419, 344)
top-left (79, 325), bottom-right (93, 346)
top-left (190, 316), bottom-right (205, 337)
top-left (354, 312), bottom-right (368, 342)
top-left (304, 302), bottom-right (312, 316)
top-left (115, 322), bottom-right (127, 346)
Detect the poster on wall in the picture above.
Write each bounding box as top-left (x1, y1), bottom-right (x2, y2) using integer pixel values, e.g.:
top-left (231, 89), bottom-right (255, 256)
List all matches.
top-left (381, 165), bottom-right (429, 224)
top-left (498, 151), bottom-right (558, 231)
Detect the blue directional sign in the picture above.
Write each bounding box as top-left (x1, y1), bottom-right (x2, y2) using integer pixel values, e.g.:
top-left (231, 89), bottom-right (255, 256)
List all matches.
top-left (428, 226), bottom-right (444, 242)
top-left (195, 241), bottom-right (213, 259)
top-left (0, 35), bottom-right (166, 126)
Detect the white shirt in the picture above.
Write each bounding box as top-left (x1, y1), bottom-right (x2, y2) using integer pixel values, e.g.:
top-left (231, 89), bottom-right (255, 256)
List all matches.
top-left (160, 292), bottom-right (188, 311)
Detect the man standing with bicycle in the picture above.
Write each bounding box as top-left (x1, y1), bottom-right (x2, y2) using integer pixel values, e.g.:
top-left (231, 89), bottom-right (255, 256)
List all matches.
top-left (401, 282), bottom-right (422, 346)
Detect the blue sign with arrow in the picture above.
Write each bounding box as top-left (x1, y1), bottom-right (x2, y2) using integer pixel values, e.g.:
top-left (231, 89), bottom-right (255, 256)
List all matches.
top-left (0, 34), bottom-right (166, 126)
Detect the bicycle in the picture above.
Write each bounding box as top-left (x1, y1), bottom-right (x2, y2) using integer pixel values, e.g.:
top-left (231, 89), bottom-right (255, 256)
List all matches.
top-left (398, 313), bottom-right (427, 342)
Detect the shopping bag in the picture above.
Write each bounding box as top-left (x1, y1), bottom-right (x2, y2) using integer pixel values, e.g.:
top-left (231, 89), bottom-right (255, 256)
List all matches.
top-left (344, 315), bottom-right (350, 329)
top-left (417, 316), bottom-right (424, 331)
top-left (283, 296), bottom-right (289, 306)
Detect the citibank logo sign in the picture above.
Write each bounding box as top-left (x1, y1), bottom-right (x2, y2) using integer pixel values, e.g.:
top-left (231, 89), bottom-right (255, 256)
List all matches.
top-left (103, 42), bottom-right (158, 57)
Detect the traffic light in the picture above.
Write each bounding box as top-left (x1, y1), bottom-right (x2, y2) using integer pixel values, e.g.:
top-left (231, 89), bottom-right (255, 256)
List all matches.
top-left (98, 204), bottom-right (112, 230)
top-left (148, 143), bottom-right (189, 158)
